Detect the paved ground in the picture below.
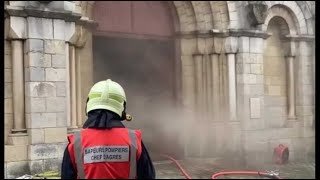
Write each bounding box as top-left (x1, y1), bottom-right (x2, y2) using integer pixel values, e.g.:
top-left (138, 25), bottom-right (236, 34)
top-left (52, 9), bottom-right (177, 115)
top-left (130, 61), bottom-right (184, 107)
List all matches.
top-left (154, 157), bottom-right (315, 179)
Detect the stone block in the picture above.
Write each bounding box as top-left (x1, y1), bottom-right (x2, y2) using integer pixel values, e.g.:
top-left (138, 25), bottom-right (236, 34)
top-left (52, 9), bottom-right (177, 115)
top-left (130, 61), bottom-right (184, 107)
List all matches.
top-left (57, 142), bottom-right (68, 158)
top-left (5, 145), bottom-right (28, 162)
top-left (256, 54), bottom-right (263, 64)
top-left (250, 98), bottom-right (261, 118)
top-left (238, 37), bottom-right (249, 53)
top-left (6, 161), bottom-right (30, 179)
top-left (303, 127), bottom-right (315, 138)
top-left (27, 17), bottom-right (53, 39)
top-left (44, 158), bottom-right (61, 172)
top-left (25, 67), bottom-right (45, 82)
top-left (24, 39), bottom-right (44, 53)
top-left (303, 94), bottom-right (316, 107)
top-left (5, 83), bottom-right (12, 98)
top-left (243, 64), bottom-right (251, 73)
top-left (265, 106), bottom-right (287, 117)
top-left (5, 40), bottom-right (11, 54)
top-left (5, 54), bottom-right (12, 68)
top-left (5, 98), bottom-right (13, 114)
top-left (249, 74), bottom-right (257, 84)
top-left (246, 118), bottom-right (265, 130)
top-left (56, 112), bottom-right (67, 127)
top-left (44, 128), bottom-right (67, 143)
top-left (299, 42), bottom-right (312, 56)
top-left (303, 115), bottom-right (314, 127)
top-left (249, 85), bottom-right (263, 95)
top-left (251, 64), bottom-right (263, 74)
top-left (28, 144), bottom-right (59, 160)
top-left (267, 85), bottom-right (281, 96)
top-left (25, 97), bottom-right (46, 113)
top-left (256, 75), bottom-right (263, 84)
top-left (9, 16), bottom-right (27, 39)
top-left (25, 82), bottom-right (56, 97)
top-left (53, 19), bottom-right (65, 40)
top-left (65, 22), bottom-right (76, 43)
top-left (264, 96), bottom-right (286, 106)
top-left (46, 97), bottom-right (66, 112)
top-left (25, 53), bottom-right (51, 67)
top-left (44, 40), bottom-right (65, 54)
top-left (56, 82), bottom-right (66, 97)
top-left (52, 54), bottom-right (66, 68)
top-left (250, 37), bottom-right (264, 53)
top-left (236, 64), bottom-right (243, 74)
top-left (45, 68), bottom-right (66, 81)
top-left (29, 160), bottom-right (44, 175)
top-left (5, 69), bottom-right (12, 82)
top-left (266, 116), bottom-right (286, 128)
top-left (26, 113), bottom-right (56, 128)
top-left (7, 134), bottom-right (28, 145)
top-left (28, 128), bottom-right (45, 144)
top-left (5, 114), bottom-right (13, 144)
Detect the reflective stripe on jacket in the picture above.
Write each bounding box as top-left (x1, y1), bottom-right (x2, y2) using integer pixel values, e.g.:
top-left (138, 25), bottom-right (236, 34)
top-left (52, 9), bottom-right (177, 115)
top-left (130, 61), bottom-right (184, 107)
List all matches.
top-left (67, 128), bottom-right (142, 179)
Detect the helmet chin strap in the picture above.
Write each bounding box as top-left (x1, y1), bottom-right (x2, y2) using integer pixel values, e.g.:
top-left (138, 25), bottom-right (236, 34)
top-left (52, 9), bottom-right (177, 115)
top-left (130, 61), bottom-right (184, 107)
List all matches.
top-left (121, 101), bottom-right (127, 120)
top-left (85, 97), bottom-right (89, 116)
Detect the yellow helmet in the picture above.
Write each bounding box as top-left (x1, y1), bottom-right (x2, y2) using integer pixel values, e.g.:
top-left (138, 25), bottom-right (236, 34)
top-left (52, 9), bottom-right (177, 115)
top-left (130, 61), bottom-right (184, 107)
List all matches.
top-left (86, 79), bottom-right (126, 117)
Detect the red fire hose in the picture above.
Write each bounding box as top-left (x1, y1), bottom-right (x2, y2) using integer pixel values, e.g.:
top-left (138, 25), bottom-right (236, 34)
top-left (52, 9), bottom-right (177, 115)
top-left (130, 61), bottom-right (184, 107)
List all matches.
top-left (160, 154), bottom-right (282, 179)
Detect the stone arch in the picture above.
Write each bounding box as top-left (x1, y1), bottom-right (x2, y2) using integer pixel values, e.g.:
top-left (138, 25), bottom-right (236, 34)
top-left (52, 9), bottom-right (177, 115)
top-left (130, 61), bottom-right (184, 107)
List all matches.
top-left (80, 1), bottom-right (238, 32)
top-left (210, 1), bottom-right (230, 30)
top-left (263, 16), bottom-right (291, 127)
top-left (264, 5), bottom-right (299, 35)
top-left (191, 1), bottom-right (214, 31)
top-left (264, 1), bottom-right (308, 34)
top-left (173, 1), bottom-right (197, 32)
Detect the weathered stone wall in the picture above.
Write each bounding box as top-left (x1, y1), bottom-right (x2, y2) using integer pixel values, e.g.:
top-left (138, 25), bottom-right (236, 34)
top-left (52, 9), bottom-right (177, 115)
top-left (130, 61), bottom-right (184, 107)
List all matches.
top-left (5, 40), bottom-right (13, 145)
top-left (4, 1), bottom-right (315, 177)
top-left (24, 17), bottom-right (68, 174)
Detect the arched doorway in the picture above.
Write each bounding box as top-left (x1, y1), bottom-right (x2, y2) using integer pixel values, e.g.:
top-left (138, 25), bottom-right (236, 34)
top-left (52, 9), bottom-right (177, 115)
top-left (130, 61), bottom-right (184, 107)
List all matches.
top-left (92, 1), bottom-right (183, 158)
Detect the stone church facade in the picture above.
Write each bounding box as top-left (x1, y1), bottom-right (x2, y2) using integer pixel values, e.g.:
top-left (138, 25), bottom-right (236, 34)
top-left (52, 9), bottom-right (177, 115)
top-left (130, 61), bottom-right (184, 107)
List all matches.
top-left (4, 1), bottom-right (315, 178)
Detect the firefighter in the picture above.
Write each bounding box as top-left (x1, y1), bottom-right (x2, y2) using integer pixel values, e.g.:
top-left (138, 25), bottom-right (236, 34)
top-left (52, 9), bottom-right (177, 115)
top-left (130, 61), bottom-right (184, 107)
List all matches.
top-left (61, 79), bottom-right (155, 179)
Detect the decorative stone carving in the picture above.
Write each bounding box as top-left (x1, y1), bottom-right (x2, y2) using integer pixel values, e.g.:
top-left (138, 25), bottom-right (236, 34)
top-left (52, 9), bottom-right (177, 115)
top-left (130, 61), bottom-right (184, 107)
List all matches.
top-left (246, 2), bottom-right (268, 26)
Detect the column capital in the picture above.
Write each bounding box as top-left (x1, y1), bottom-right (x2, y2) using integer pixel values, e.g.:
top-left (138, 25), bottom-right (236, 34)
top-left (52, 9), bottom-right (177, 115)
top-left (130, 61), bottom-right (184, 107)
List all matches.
top-left (225, 36), bottom-right (238, 54)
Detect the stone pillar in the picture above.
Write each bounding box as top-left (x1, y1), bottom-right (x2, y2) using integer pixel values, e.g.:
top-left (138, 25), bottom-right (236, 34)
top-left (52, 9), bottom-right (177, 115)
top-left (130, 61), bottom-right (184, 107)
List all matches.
top-left (235, 32), bottom-right (269, 166)
top-left (69, 45), bottom-right (78, 129)
top-left (296, 39), bottom-right (315, 129)
top-left (7, 16), bottom-right (29, 146)
top-left (193, 54), bottom-right (204, 117)
top-left (5, 1), bottom-right (81, 177)
top-left (227, 53), bottom-right (237, 121)
top-left (75, 47), bottom-right (83, 127)
top-left (225, 37), bottom-right (238, 121)
top-left (286, 55), bottom-right (296, 119)
top-left (11, 40), bottom-right (26, 134)
top-left (209, 53), bottom-right (220, 122)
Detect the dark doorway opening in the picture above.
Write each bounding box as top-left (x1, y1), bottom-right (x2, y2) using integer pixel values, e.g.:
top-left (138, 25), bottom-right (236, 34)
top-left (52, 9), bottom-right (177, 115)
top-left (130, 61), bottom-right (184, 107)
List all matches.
top-left (93, 36), bottom-right (183, 159)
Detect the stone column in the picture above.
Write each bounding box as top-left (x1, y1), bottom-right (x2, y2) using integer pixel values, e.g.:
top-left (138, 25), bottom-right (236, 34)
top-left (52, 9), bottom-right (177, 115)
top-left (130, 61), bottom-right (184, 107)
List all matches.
top-left (11, 40), bottom-right (26, 134)
top-left (209, 53), bottom-right (220, 121)
top-left (225, 37), bottom-right (238, 121)
top-left (193, 54), bottom-right (204, 117)
top-left (227, 53), bottom-right (237, 121)
top-left (286, 55), bottom-right (296, 119)
top-left (75, 47), bottom-right (83, 127)
top-left (69, 45), bottom-right (78, 129)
